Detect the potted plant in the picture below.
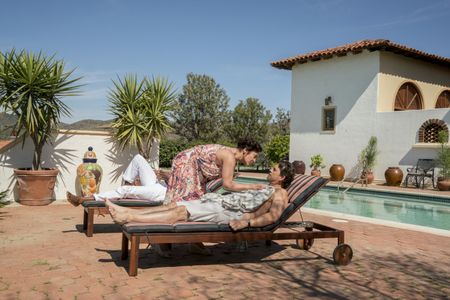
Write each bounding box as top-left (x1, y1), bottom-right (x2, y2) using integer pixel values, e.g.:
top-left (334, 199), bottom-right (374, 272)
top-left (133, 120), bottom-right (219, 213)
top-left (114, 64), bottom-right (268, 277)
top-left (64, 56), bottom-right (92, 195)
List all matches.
top-left (436, 131), bottom-right (450, 191)
top-left (0, 49), bottom-right (82, 205)
top-left (359, 136), bottom-right (379, 184)
top-left (310, 154), bottom-right (325, 176)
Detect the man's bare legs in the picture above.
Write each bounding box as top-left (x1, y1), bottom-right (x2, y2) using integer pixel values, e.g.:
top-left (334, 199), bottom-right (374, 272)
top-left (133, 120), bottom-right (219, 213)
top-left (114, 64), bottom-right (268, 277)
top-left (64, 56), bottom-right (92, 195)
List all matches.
top-left (105, 199), bottom-right (187, 225)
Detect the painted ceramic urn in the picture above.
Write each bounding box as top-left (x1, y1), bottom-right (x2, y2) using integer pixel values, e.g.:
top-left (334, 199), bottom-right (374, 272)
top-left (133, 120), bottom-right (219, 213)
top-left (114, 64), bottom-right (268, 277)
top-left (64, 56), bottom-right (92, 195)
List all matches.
top-left (77, 147), bottom-right (103, 197)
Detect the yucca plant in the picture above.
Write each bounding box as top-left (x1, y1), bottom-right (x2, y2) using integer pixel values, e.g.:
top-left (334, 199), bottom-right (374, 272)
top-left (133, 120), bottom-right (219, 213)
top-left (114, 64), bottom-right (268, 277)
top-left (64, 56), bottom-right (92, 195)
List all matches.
top-left (0, 49), bottom-right (82, 170)
top-left (109, 75), bottom-right (176, 159)
top-left (437, 131), bottom-right (450, 179)
top-left (360, 136), bottom-right (379, 173)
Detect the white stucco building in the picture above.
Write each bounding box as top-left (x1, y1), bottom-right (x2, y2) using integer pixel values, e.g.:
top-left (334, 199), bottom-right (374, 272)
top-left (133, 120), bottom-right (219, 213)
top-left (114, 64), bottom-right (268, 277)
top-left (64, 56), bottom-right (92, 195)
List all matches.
top-left (272, 39), bottom-right (450, 182)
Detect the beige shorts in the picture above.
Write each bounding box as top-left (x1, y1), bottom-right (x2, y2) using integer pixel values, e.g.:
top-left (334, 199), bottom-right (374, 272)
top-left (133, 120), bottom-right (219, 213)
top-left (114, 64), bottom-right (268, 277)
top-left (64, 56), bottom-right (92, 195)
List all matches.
top-left (177, 200), bottom-right (243, 224)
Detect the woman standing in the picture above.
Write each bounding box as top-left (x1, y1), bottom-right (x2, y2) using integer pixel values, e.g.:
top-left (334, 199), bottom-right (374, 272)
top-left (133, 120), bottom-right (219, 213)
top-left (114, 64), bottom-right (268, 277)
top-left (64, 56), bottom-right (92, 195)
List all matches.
top-left (166, 139), bottom-right (265, 203)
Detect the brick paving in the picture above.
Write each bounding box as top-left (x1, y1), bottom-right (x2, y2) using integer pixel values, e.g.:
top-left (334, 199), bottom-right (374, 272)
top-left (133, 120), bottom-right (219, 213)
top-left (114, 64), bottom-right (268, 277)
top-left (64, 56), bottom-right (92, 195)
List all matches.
top-left (0, 203), bottom-right (449, 299)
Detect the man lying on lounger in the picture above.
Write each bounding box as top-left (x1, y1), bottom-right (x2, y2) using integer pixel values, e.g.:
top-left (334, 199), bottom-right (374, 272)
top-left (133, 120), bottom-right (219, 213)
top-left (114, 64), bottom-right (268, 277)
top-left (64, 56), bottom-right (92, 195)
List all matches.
top-left (106, 161), bottom-right (294, 231)
top-left (67, 154), bottom-right (169, 206)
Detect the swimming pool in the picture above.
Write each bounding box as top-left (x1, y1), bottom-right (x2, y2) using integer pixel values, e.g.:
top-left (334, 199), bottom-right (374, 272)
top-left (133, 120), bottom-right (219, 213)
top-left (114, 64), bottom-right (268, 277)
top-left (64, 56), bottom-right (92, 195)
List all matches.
top-left (234, 177), bottom-right (450, 231)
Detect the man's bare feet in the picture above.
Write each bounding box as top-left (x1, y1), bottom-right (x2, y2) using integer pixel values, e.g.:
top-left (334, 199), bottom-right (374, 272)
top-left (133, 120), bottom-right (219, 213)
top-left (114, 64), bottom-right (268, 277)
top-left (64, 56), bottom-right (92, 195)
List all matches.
top-left (109, 210), bottom-right (129, 225)
top-left (104, 199), bottom-right (128, 214)
top-left (105, 199), bottom-right (130, 224)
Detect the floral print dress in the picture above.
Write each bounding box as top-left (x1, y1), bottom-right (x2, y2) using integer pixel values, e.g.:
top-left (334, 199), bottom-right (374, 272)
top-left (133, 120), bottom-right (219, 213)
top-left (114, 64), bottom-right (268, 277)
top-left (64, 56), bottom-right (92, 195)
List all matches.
top-left (166, 144), bottom-right (230, 202)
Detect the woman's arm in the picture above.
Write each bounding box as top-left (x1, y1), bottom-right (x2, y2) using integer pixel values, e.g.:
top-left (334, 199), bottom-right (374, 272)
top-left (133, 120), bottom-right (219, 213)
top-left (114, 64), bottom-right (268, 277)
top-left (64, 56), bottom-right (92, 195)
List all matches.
top-left (217, 149), bottom-right (265, 192)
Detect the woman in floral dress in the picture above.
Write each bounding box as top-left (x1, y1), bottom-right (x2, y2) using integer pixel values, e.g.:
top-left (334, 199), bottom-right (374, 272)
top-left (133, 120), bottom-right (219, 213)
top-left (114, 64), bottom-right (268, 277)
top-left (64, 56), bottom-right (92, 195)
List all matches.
top-left (165, 139), bottom-right (265, 203)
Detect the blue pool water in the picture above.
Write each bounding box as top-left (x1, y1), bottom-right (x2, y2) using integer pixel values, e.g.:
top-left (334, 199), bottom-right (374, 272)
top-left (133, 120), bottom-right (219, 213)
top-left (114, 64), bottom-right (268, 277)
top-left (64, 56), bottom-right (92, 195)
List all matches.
top-left (234, 177), bottom-right (450, 230)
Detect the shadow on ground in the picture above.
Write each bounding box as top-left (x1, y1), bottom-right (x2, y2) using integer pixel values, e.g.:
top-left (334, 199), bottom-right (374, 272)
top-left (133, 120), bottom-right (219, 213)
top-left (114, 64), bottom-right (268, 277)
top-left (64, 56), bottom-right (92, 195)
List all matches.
top-left (96, 241), bottom-right (322, 268)
top-left (96, 242), bottom-right (449, 299)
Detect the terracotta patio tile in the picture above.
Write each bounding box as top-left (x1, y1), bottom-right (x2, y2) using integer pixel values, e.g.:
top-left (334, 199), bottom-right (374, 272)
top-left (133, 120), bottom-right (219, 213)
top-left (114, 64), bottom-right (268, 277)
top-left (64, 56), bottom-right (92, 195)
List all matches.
top-left (0, 202), bottom-right (449, 300)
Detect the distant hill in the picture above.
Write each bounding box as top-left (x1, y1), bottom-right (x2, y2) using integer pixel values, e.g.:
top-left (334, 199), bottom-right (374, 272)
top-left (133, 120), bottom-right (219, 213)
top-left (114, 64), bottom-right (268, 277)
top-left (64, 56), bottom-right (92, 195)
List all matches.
top-left (0, 113), bottom-right (112, 138)
top-left (60, 119), bottom-right (112, 131)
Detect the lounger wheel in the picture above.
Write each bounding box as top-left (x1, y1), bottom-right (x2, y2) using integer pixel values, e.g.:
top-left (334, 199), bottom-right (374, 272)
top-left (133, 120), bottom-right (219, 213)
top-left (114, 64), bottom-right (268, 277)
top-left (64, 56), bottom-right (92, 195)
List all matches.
top-left (333, 244), bottom-right (353, 266)
top-left (296, 238), bottom-right (314, 250)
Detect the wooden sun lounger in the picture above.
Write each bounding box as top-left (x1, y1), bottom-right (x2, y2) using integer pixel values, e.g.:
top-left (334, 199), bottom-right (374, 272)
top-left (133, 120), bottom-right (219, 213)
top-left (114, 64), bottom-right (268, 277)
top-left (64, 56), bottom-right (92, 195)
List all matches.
top-left (119, 175), bottom-right (354, 276)
top-left (80, 178), bottom-right (225, 237)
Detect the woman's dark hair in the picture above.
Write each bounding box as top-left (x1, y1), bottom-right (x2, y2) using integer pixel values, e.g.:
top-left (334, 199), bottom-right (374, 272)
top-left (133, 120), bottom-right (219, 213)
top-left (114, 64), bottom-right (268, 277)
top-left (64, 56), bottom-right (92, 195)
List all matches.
top-left (237, 138), bottom-right (262, 153)
top-left (278, 161), bottom-right (295, 189)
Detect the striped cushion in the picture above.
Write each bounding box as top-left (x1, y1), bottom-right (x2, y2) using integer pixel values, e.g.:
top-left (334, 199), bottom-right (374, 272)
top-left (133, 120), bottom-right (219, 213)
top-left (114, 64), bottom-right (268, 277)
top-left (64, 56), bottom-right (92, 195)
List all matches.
top-left (261, 174), bottom-right (328, 231)
top-left (287, 174), bottom-right (328, 204)
top-left (205, 178), bottom-right (224, 193)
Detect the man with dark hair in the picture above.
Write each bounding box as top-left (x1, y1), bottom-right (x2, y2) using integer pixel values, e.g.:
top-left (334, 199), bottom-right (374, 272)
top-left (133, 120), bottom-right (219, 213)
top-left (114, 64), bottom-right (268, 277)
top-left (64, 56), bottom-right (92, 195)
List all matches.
top-left (106, 161), bottom-right (295, 232)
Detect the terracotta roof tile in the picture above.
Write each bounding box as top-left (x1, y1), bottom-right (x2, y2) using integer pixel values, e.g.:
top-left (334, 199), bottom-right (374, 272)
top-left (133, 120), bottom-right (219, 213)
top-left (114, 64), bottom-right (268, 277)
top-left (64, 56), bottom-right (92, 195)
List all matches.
top-left (271, 39), bottom-right (450, 70)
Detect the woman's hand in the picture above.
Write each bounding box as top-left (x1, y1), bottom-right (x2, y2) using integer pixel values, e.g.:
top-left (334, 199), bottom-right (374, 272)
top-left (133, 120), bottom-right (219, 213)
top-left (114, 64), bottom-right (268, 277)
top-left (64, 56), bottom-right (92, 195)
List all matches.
top-left (252, 183), bottom-right (266, 190)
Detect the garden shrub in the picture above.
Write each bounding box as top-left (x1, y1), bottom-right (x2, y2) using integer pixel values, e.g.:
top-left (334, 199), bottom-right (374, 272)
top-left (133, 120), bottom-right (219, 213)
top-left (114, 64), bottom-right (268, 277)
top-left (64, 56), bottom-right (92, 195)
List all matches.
top-left (159, 139), bottom-right (187, 168)
top-left (265, 135), bottom-right (290, 164)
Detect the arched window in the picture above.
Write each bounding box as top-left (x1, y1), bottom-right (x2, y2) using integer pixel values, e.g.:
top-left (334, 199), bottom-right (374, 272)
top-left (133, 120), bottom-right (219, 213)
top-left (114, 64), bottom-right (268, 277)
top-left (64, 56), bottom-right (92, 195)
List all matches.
top-left (418, 119), bottom-right (448, 143)
top-left (435, 90), bottom-right (450, 109)
top-left (394, 82), bottom-right (423, 111)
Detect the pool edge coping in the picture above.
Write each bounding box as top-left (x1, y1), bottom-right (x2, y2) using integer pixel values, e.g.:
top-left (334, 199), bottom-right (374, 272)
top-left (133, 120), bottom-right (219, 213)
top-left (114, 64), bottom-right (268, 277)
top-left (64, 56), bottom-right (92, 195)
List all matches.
top-left (302, 207), bottom-right (450, 237)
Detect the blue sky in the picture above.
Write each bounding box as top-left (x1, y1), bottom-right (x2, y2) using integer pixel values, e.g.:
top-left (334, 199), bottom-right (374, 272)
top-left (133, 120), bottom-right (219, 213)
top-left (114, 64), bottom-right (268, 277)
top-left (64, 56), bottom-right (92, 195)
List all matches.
top-left (1, 0), bottom-right (449, 123)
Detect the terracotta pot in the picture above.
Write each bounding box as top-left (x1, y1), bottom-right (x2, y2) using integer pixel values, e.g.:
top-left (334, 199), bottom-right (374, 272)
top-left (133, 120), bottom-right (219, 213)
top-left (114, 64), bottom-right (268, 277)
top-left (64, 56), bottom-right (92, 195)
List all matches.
top-left (14, 169), bottom-right (59, 206)
top-left (437, 178), bottom-right (450, 191)
top-left (361, 171), bottom-right (374, 184)
top-left (384, 167), bottom-right (403, 186)
top-left (311, 168), bottom-right (321, 177)
top-left (292, 160), bottom-right (306, 175)
top-left (329, 164), bottom-right (345, 181)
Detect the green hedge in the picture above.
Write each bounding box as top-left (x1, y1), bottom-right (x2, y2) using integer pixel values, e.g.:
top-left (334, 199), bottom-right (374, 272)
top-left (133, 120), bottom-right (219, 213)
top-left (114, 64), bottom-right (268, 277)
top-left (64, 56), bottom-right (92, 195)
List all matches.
top-left (264, 134), bottom-right (290, 164)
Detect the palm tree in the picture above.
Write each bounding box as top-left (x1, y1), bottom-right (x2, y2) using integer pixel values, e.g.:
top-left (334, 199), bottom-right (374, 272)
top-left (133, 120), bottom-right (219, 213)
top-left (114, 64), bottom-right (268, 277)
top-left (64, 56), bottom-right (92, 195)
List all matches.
top-left (0, 49), bottom-right (82, 170)
top-left (109, 74), bottom-right (176, 160)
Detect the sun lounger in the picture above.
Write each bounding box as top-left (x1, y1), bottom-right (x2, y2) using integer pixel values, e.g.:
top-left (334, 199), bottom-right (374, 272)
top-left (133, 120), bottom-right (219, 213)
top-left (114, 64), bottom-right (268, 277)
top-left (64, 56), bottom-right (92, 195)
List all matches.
top-left (81, 178), bottom-right (226, 237)
top-left (119, 175), bottom-right (353, 276)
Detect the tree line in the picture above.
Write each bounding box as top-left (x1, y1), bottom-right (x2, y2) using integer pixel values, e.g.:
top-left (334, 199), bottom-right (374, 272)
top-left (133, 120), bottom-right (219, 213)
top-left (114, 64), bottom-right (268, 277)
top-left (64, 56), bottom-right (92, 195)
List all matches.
top-left (108, 72), bottom-right (291, 169)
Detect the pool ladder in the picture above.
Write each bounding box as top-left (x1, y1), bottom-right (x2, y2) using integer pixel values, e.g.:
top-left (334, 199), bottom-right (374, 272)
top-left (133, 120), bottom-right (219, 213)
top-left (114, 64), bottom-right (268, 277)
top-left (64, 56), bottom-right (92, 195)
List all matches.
top-left (337, 178), bottom-right (368, 193)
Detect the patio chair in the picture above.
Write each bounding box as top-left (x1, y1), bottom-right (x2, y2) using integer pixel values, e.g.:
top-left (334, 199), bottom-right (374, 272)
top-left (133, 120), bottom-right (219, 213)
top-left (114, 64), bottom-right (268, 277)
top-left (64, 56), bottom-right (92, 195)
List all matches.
top-left (404, 159), bottom-right (436, 189)
top-left (119, 175), bottom-right (353, 276)
top-left (81, 178), bottom-right (225, 237)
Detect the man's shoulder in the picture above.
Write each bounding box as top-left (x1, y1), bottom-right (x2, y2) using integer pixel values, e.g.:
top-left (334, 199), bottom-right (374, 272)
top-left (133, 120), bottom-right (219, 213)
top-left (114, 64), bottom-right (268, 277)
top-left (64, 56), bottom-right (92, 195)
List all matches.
top-left (273, 187), bottom-right (288, 197)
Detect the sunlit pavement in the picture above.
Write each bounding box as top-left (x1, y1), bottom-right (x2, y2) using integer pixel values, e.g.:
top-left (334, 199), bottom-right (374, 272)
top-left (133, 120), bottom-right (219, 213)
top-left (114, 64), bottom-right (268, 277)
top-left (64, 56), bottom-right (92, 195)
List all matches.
top-left (0, 201), bottom-right (448, 299)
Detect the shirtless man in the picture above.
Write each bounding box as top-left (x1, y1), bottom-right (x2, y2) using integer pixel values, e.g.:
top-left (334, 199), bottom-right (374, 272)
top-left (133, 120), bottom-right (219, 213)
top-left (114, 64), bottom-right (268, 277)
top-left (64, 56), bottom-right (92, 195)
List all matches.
top-left (106, 161), bottom-right (294, 231)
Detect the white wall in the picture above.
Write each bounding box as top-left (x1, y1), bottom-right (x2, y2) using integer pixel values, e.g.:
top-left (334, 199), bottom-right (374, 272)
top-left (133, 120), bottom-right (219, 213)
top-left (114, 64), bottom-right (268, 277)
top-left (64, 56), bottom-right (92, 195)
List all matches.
top-left (289, 50), bottom-right (450, 181)
top-left (290, 51), bottom-right (380, 179)
top-left (0, 130), bottom-right (159, 202)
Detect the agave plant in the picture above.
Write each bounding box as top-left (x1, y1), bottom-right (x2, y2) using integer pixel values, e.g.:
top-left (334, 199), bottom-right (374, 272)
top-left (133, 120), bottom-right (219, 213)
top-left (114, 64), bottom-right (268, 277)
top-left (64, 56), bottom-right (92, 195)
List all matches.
top-left (109, 75), bottom-right (176, 159)
top-left (0, 49), bottom-right (82, 170)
